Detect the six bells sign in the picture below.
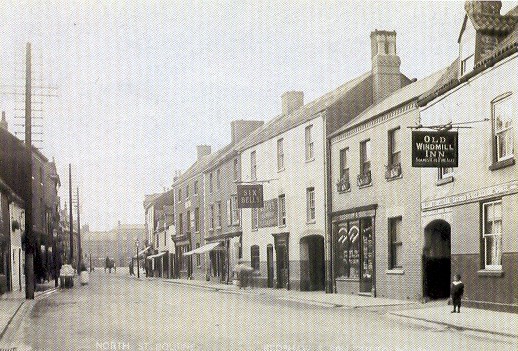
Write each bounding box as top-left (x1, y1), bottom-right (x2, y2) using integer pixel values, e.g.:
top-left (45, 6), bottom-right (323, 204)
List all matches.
top-left (412, 130), bottom-right (458, 168)
top-left (237, 184), bottom-right (264, 208)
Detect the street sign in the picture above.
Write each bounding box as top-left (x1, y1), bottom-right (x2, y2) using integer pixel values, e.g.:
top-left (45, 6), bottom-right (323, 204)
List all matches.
top-left (237, 184), bottom-right (264, 208)
top-left (412, 130), bottom-right (458, 167)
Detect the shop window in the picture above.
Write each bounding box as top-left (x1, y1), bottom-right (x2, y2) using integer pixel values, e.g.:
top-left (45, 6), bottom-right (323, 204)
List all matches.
top-left (277, 138), bottom-right (285, 171)
top-left (388, 217), bottom-right (403, 269)
top-left (358, 139), bottom-right (372, 187)
top-left (196, 243), bottom-right (201, 267)
top-left (335, 218), bottom-right (373, 280)
top-left (306, 188), bottom-right (315, 222)
top-left (482, 200), bottom-right (502, 270)
top-left (337, 148), bottom-right (350, 192)
top-left (386, 127), bottom-right (402, 179)
top-left (251, 245), bottom-right (260, 271)
top-left (278, 194), bottom-right (286, 226)
top-left (305, 125), bottom-right (314, 161)
top-left (251, 151), bottom-right (257, 181)
top-left (251, 208), bottom-right (259, 231)
top-left (491, 93), bottom-right (514, 169)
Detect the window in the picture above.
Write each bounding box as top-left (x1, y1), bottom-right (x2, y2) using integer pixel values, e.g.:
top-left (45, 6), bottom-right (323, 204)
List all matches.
top-left (492, 93), bottom-right (514, 162)
top-left (278, 194), bottom-right (286, 226)
top-left (482, 200), bottom-right (502, 270)
top-left (216, 202), bottom-right (222, 228)
top-left (461, 54), bottom-right (474, 76)
top-left (251, 208), bottom-right (259, 230)
top-left (251, 245), bottom-right (260, 271)
top-left (233, 158), bottom-right (239, 180)
top-left (194, 180), bottom-right (198, 195)
top-left (216, 169), bottom-right (221, 190)
top-left (306, 188), bottom-right (315, 222)
top-left (196, 243), bottom-right (201, 267)
top-left (389, 217), bottom-right (403, 269)
top-left (186, 210), bottom-right (191, 233)
top-left (386, 128), bottom-right (402, 179)
top-left (250, 151), bottom-right (257, 181)
top-left (185, 184), bottom-right (189, 199)
top-left (178, 213), bottom-right (183, 235)
top-left (209, 205), bottom-right (214, 230)
top-left (338, 148), bottom-right (350, 192)
top-left (164, 231), bottom-right (167, 247)
top-left (438, 167), bottom-right (454, 180)
top-left (277, 138), bottom-right (284, 170)
top-left (194, 207), bottom-right (200, 232)
top-left (209, 173), bottom-right (213, 193)
top-left (305, 125), bottom-right (314, 161)
top-left (229, 195), bottom-right (240, 225)
top-left (178, 189), bottom-right (182, 202)
top-left (358, 139), bottom-right (372, 186)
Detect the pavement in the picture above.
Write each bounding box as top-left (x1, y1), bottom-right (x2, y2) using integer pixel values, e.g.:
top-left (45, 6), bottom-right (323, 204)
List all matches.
top-left (147, 274), bottom-right (518, 339)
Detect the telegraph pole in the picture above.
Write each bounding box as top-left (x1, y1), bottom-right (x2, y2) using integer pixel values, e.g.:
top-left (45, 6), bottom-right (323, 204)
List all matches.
top-left (69, 164), bottom-right (74, 266)
top-left (76, 187), bottom-right (82, 274)
top-left (24, 43), bottom-right (34, 299)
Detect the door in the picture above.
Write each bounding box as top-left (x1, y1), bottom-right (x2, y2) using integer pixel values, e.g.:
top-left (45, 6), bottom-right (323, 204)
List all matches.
top-left (360, 218), bottom-right (374, 293)
top-left (266, 244), bottom-right (274, 288)
top-left (423, 220), bottom-right (451, 300)
top-left (275, 245), bottom-right (288, 289)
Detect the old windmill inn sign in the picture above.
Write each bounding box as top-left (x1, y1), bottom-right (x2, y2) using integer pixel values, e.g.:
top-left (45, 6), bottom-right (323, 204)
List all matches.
top-left (237, 184), bottom-right (264, 208)
top-left (412, 130), bottom-right (458, 167)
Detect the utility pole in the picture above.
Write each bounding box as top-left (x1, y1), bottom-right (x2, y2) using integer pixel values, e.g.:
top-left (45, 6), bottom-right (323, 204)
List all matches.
top-left (24, 43), bottom-right (34, 299)
top-left (69, 164), bottom-right (74, 266)
top-left (76, 187), bottom-right (82, 274)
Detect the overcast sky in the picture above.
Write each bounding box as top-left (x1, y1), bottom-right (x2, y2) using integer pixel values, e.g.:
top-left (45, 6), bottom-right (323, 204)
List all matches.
top-left (1, 1), bottom-right (516, 231)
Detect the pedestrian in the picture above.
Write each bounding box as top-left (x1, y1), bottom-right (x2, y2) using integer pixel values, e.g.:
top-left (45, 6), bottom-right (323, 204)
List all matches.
top-left (129, 260), bottom-right (134, 276)
top-left (233, 259), bottom-right (253, 289)
top-left (450, 273), bottom-right (464, 313)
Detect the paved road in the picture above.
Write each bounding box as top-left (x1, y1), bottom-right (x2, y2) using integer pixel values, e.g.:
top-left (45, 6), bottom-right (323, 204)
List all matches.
top-left (6, 272), bottom-right (517, 351)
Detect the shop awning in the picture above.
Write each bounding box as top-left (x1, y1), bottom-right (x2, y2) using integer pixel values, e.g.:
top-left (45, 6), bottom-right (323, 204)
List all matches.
top-left (146, 251), bottom-right (167, 260)
top-left (138, 246), bottom-right (151, 256)
top-left (184, 242), bottom-right (221, 256)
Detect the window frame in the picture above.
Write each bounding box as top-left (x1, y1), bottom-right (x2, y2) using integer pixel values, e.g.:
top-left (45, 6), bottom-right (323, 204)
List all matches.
top-left (194, 180), bottom-right (198, 196)
top-left (216, 169), bottom-right (221, 190)
top-left (230, 194), bottom-right (240, 226)
top-left (277, 138), bottom-right (285, 171)
top-left (194, 207), bottom-right (200, 233)
top-left (216, 201), bottom-right (222, 229)
top-left (388, 216), bottom-right (403, 269)
top-left (482, 200), bottom-right (503, 271)
top-left (278, 194), bottom-right (286, 227)
top-left (305, 125), bottom-right (314, 161)
top-left (306, 187), bottom-right (316, 223)
top-left (251, 208), bottom-right (259, 231)
top-left (251, 151), bottom-right (257, 181)
top-left (209, 173), bottom-right (213, 193)
top-left (233, 158), bottom-right (239, 181)
top-left (491, 93), bottom-right (514, 164)
top-left (209, 204), bottom-right (214, 230)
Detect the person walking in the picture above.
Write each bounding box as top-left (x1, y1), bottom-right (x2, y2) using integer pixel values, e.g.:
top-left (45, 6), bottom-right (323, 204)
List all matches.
top-left (129, 260), bottom-right (134, 276)
top-left (450, 273), bottom-right (464, 313)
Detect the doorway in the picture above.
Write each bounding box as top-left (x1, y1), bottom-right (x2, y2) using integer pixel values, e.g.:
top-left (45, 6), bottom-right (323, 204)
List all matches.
top-left (273, 233), bottom-right (289, 290)
top-left (423, 220), bottom-right (451, 300)
top-left (266, 244), bottom-right (274, 288)
top-left (300, 235), bottom-right (325, 291)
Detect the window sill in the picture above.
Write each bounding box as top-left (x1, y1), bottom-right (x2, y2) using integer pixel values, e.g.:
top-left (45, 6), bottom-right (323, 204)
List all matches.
top-left (386, 174), bottom-right (403, 182)
top-left (306, 220), bottom-right (316, 225)
top-left (278, 224), bottom-right (287, 229)
top-left (251, 228), bottom-right (258, 232)
top-left (305, 158), bottom-right (315, 163)
top-left (277, 168), bottom-right (285, 173)
top-left (489, 157), bottom-right (515, 171)
top-left (358, 183), bottom-right (372, 189)
top-left (477, 269), bottom-right (504, 277)
top-left (436, 176), bottom-right (454, 186)
top-left (386, 269), bottom-right (405, 275)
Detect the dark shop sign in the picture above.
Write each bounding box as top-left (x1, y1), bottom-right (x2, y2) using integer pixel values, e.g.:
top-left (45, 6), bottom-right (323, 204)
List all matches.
top-left (237, 184), bottom-right (264, 208)
top-left (412, 130), bottom-right (458, 168)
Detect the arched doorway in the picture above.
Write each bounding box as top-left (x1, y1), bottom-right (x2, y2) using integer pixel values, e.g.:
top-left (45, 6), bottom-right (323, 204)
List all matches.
top-left (300, 235), bottom-right (325, 291)
top-left (423, 220), bottom-right (451, 300)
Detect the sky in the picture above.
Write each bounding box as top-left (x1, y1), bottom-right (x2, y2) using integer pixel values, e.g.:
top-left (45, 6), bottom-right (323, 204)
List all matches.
top-left (1, 1), bottom-right (516, 231)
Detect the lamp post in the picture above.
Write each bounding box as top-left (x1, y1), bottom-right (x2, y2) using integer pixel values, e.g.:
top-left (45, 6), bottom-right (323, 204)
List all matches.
top-left (135, 239), bottom-right (140, 279)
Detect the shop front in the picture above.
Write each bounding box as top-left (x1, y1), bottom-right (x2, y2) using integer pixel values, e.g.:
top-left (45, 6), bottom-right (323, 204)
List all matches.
top-left (332, 205), bottom-right (376, 296)
top-left (172, 235), bottom-right (191, 279)
top-left (206, 231), bottom-right (241, 285)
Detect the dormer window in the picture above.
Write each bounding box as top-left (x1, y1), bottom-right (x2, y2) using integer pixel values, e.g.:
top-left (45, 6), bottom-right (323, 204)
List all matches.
top-left (460, 54), bottom-right (474, 76)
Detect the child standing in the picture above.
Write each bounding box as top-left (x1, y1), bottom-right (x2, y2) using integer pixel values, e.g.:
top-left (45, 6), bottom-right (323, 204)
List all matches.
top-left (451, 274), bottom-right (464, 313)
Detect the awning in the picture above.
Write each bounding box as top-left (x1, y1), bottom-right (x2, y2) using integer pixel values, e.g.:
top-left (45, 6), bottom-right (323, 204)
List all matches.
top-left (139, 246), bottom-right (151, 256)
top-left (184, 242), bottom-right (221, 256)
top-left (146, 251), bottom-right (167, 260)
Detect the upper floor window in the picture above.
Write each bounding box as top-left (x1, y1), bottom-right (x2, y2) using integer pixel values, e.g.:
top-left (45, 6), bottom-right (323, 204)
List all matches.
top-left (337, 148), bottom-right (350, 192)
top-left (358, 139), bottom-right (372, 186)
top-left (251, 151), bottom-right (257, 181)
top-left (492, 93), bottom-right (514, 163)
top-left (216, 169), bottom-right (221, 190)
top-left (233, 158), bottom-right (239, 181)
top-left (278, 194), bottom-right (286, 226)
top-left (194, 207), bottom-right (200, 232)
top-left (482, 200), bottom-right (502, 270)
top-left (216, 201), bottom-right (222, 228)
top-left (194, 180), bottom-right (198, 195)
top-left (386, 127), bottom-right (402, 180)
top-left (178, 213), bottom-right (183, 235)
top-left (251, 208), bottom-right (259, 231)
top-left (178, 189), bottom-right (182, 202)
top-left (306, 187), bottom-right (315, 222)
top-left (460, 54), bottom-right (474, 76)
top-left (209, 172), bottom-right (213, 193)
top-left (305, 125), bottom-right (314, 161)
top-left (185, 184), bottom-right (189, 199)
top-left (229, 195), bottom-right (240, 225)
top-left (277, 138), bottom-right (284, 171)
top-left (438, 167), bottom-right (454, 180)
top-left (186, 210), bottom-right (191, 233)
top-left (209, 204), bottom-right (215, 230)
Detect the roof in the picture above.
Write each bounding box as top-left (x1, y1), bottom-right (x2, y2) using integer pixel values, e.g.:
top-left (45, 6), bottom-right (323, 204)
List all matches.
top-left (237, 72), bottom-right (372, 151)
top-left (419, 7), bottom-right (518, 107)
top-left (143, 193), bottom-right (162, 209)
top-left (330, 68), bottom-right (447, 139)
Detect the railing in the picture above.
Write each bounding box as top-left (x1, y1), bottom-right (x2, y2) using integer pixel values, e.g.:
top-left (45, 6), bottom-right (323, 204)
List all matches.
top-left (336, 174), bottom-right (351, 193)
top-left (385, 162), bottom-right (402, 179)
top-left (357, 170), bottom-right (372, 187)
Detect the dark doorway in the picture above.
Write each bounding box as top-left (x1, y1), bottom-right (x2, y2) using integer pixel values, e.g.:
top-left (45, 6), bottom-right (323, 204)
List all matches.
top-left (266, 244), bottom-right (274, 288)
top-left (423, 220), bottom-right (451, 300)
top-left (301, 235), bottom-right (325, 291)
top-left (273, 233), bottom-right (289, 290)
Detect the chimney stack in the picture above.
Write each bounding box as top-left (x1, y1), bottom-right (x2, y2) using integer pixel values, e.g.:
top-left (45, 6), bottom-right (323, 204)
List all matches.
top-left (281, 91), bottom-right (304, 115)
top-left (0, 111), bottom-right (8, 131)
top-left (196, 145), bottom-right (211, 160)
top-left (231, 120), bottom-right (264, 144)
top-left (464, 1), bottom-right (501, 15)
top-left (371, 30), bottom-right (402, 103)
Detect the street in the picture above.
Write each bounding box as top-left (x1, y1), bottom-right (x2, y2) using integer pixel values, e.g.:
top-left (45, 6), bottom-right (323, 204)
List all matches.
top-left (4, 271), bottom-right (516, 351)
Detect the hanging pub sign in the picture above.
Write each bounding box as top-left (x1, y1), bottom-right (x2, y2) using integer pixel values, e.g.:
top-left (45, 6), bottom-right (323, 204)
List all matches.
top-left (412, 130), bottom-right (458, 168)
top-left (237, 184), bottom-right (264, 208)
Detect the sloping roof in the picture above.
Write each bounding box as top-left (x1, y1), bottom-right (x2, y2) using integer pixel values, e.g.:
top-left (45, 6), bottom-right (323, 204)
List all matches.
top-left (468, 12), bottom-right (518, 33)
top-left (237, 72), bottom-right (372, 151)
top-left (143, 193), bottom-right (162, 209)
top-left (330, 68), bottom-right (447, 138)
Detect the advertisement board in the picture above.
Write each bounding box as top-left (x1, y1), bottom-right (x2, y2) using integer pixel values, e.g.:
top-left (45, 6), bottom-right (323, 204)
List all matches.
top-left (412, 130), bottom-right (458, 167)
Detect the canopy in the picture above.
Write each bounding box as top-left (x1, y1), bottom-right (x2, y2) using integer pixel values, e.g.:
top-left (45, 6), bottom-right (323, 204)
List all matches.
top-left (184, 242), bottom-right (221, 256)
top-left (146, 251), bottom-right (167, 260)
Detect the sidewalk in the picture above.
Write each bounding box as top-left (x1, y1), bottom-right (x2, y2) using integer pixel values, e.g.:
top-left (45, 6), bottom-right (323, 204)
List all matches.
top-left (161, 277), bottom-right (518, 338)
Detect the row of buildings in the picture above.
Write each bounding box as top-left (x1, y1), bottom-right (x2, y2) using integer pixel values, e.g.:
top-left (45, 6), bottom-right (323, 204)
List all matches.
top-left (144, 1), bottom-right (517, 312)
top-left (0, 112), bottom-right (63, 294)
